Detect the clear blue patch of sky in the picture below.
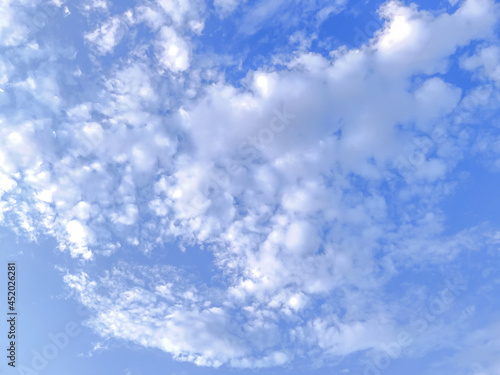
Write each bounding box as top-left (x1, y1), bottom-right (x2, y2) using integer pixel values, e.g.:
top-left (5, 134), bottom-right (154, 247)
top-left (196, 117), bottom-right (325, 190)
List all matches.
top-left (440, 159), bottom-right (500, 234)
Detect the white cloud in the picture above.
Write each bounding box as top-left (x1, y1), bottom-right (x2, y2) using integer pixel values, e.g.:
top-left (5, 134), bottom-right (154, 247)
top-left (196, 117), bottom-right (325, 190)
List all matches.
top-left (80, 0), bottom-right (109, 14)
top-left (0, 0), bottom-right (32, 47)
top-left (462, 45), bottom-right (500, 84)
top-left (213, 0), bottom-right (240, 17)
top-left (66, 220), bottom-right (94, 259)
top-left (85, 16), bottom-right (127, 54)
top-left (157, 0), bottom-right (203, 27)
top-left (155, 26), bottom-right (191, 72)
top-left (1, 0), bottom-right (500, 370)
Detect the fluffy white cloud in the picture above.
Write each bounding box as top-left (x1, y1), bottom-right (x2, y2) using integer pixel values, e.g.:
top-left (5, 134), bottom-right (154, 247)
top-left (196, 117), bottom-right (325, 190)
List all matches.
top-left (85, 15), bottom-right (129, 55)
top-left (155, 26), bottom-right (191, 72)
top-left (462, 45), bottom-right (500, 84)
top-left (1, 0), bottom-right (500, 370)
top-left (0, 0), bottom-right (34, 46)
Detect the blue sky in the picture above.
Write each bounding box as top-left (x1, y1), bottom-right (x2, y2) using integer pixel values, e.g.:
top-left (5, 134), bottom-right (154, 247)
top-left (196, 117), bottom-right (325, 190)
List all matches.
top-left (1, 0), bottom-right (500, 374)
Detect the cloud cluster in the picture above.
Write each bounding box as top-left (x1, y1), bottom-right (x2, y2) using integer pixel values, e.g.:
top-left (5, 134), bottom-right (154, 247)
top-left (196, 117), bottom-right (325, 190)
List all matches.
top-left (1, 0), bottom-right (500, 370)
